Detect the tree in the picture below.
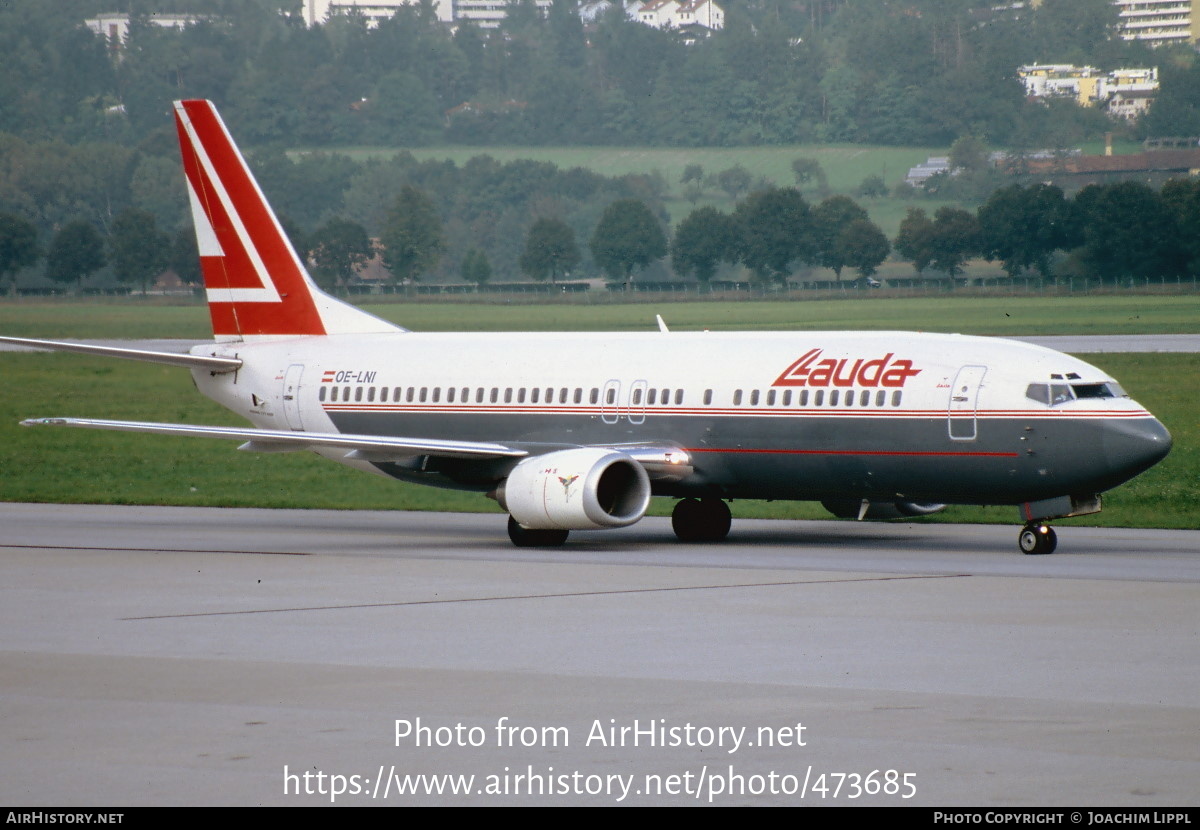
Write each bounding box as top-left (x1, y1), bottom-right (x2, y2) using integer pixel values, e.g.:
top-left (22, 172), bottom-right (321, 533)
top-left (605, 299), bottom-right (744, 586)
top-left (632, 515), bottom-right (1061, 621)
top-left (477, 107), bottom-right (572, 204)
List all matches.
top-left (949, 135), bottom-right (988, 173)
top-left (680, 163), bottom-right (704, 185)
top-left (928, 207), bottom-right (982, 280)
top-left (460, 248), bottom-right (492, 285)
top-left (671, 206), bottom-right (739, 284)
top-left (307, 217), bottom-right (372, 293)
top-left (0, 212), bottom-right (39, 295)
top-left (714, 165), bottom-right (752, 201)
top-left (1161, 178), bottom-right (1200, 276)
top-left (839, 218), bottom-right (891, 279)
top-left (109, 208), bottom-right (170, 295)
top-left (894, 207), bottom-right (935, 276)
top-left (977, 184), bottom-right (1073, 279)
top-left (589, 199), bottom-right (667, 284)
top-left (811, 195), bottom-right (869, 281)
top-left (519, 217), bottom-right (580, 284)
top-left (46, 220), bottom-right (105, 293)
top-left (170, 228), bottom-right (201, 287)
top-left (732, 186), bottom-right (815, 283)
top-left (1071, 182), bottom-right (1182, 283)
top-left (856, 174), bottom-right (888, 198)
top-left (791, 157), bottom-right (827, 194)
top-left (381, 185), bottom-right (444, 284)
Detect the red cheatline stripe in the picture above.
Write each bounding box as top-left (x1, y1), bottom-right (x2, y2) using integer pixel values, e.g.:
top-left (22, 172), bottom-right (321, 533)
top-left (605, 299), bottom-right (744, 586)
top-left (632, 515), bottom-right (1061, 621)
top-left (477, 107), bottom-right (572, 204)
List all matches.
top-left (318, 404), bottom-right (1150, 420)
top-left (686, 447), bottom-right (1020, 458)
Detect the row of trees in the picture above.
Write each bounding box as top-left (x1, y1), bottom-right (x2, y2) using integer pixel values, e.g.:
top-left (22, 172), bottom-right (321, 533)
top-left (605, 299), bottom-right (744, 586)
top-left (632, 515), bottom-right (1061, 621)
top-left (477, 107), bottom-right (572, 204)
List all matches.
top-left (893, 179), bottom-right (1200, 283)
top-left (5, 0), bottom-right (1197, 151)
top-left (0, 208), bottom-right (190, 295)
top-left (378, 184), bottom-right (891, 288)
top-left (11, 178), bottom-right (1200, 294)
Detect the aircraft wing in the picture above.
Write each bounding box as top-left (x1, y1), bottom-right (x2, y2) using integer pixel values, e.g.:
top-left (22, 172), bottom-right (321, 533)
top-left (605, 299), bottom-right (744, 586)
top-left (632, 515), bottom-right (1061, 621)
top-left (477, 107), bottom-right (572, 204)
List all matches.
top-left (20, 418), bottom-right (527, 461)
top-left (0, 336), bottom-right (242, 372)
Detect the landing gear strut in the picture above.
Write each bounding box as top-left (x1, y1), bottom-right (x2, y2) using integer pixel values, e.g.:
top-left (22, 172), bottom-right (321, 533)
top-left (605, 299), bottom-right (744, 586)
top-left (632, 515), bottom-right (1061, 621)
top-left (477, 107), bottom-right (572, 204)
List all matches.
top-left (671, 497), bottom-right (732, 543)
top-left (1018, 523), bottom-right (1057, 555)
top-left (507, 516), bottom-right (569, 548)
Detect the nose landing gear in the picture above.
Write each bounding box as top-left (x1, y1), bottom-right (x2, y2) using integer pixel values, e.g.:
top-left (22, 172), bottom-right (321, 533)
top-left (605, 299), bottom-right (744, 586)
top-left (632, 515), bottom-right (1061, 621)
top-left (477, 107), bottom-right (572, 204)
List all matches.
top-left (1019, 523), bottom-right (1057, 555)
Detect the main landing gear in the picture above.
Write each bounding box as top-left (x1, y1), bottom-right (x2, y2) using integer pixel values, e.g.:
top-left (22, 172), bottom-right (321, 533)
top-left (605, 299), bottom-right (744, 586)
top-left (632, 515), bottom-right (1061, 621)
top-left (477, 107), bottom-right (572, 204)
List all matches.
top-left (1018, 523), bottom-right (1057, 555)
top-left (671, 497), bottom-right (732, 543)
top-left (507, 516), bottom-right (569, 548)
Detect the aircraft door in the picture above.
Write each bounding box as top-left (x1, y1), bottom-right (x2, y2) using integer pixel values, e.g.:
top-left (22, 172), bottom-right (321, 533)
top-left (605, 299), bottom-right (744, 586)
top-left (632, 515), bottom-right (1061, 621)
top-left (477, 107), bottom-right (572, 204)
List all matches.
top-left (947, 365), bottom-right (987, 441)
top-left (627, 380), bottom-right (648, 425)
top-left (282, 363), bottom-right (304, 430)
top-left (601, 379), bottom-right (621, 424)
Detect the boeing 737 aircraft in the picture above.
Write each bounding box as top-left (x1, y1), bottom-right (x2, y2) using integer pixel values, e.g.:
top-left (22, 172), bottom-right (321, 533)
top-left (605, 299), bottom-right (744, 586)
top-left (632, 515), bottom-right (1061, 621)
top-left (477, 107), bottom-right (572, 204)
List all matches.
top-left (3, 100), bottom-right (1173, 553)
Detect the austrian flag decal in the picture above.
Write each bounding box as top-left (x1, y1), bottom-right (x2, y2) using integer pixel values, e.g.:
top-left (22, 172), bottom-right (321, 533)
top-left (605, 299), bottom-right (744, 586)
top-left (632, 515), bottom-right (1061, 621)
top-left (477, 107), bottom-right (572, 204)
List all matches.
top-left (772, 348), bottom-right (921, 388)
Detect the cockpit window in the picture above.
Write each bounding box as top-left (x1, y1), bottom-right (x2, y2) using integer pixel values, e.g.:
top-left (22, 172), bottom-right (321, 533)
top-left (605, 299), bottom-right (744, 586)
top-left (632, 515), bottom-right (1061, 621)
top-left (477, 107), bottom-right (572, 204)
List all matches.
top-left (1027, 381), bottom-right (1127, 406)
top-left (1071, 382), bottom-right (1126, 399)
top-left (1025, 384), bottom-right (1050, 405)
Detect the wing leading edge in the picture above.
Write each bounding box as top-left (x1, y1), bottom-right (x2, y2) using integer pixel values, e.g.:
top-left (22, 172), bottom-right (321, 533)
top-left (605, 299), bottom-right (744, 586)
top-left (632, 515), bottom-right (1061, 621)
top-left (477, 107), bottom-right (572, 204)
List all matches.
top-left (0, 336), bottom-right (242, 372)
top-left (20, 417), bottom-right (527, 461)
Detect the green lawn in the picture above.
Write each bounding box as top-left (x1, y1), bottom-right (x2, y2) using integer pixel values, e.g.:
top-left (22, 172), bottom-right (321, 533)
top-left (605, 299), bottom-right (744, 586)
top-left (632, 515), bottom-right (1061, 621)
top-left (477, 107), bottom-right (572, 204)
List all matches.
top-left (3, 293), bottom-right (1199, 336)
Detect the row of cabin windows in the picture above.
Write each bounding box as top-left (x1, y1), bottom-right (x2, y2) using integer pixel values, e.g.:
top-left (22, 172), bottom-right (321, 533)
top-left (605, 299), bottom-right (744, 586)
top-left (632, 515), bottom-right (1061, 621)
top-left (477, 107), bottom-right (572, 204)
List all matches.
top-left (732, 388), bottom-right (903, 408)
top-left (318, 384), bottom-right (901, 409)
top-left (320, 385), bottom-right (626, 405)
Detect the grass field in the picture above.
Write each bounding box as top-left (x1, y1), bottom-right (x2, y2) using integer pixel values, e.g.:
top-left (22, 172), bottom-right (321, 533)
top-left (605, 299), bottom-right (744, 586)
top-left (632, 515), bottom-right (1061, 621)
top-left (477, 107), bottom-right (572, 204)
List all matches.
top-left (0, 296), bottom-right (1195, 529)
top-left (3, 293), bottom-right (1200, 337)
top-left (326, 143), bottom-right (951, 237)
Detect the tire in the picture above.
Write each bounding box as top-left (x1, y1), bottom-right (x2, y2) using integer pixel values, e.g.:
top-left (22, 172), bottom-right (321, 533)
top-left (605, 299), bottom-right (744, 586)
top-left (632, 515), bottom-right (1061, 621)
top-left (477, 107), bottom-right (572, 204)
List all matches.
top-left (1019, 524), bottom-right (1057, 555)
top-left (672, 497), bottom-right (731, 543)
top-left (507, 516), bottom-right (569, 548)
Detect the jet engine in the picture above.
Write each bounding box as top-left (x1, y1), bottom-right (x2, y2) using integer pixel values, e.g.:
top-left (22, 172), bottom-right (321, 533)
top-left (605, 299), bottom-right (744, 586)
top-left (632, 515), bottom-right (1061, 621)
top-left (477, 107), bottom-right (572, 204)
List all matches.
top-left (497, 448), bottom-right (651, 530)
top-left (821, 499), bottom-right (946, 521)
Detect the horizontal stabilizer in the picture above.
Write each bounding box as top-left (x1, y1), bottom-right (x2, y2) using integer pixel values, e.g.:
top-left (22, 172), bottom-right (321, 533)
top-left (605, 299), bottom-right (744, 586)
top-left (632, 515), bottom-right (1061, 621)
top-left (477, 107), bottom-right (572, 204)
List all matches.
top-left (20, 417), bottom-right (528, 461)
top-left (0, 336), bottom-right (242, 372)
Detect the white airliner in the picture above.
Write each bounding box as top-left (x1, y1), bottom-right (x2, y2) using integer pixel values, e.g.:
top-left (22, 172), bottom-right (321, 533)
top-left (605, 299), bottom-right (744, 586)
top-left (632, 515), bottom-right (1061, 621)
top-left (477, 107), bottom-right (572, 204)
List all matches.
top-left (3, 100), bottom-right (1173, 554)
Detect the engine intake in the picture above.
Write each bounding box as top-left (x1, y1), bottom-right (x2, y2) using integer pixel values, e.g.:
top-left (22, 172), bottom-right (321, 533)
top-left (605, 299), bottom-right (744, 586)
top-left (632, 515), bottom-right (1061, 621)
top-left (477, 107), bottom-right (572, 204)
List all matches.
top-left (498, 448), bottom-right (651, 530)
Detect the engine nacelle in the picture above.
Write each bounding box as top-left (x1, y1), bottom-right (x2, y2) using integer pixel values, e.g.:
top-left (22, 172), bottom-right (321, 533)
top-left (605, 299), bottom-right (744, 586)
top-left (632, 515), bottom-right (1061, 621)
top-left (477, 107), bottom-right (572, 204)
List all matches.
top-left (497, 448), bottom-right (651, 530)
top-left (821, 499), bottom-right (947, 521)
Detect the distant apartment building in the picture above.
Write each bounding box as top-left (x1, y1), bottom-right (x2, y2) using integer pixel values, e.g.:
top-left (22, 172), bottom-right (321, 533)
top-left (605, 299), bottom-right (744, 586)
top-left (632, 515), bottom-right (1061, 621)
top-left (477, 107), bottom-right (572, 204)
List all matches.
top-left (630, 0), bottom-right (724, 32)
top-left (1112, 0), bottom-right (1200, 47)
top-left (302, 0), bottom-right (721, 32)
top-left (302, 0), bottom-right (560, 28)
top-left (1018, 64), bottom-right (1159, 120)
top-left (84, 12), bottom-right (210, 50)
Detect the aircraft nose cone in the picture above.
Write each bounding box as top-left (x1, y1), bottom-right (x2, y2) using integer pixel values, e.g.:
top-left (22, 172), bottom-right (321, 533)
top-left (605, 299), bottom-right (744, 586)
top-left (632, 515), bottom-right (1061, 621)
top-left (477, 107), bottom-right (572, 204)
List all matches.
top-left (1102, 416), bottom-right (1172, 481)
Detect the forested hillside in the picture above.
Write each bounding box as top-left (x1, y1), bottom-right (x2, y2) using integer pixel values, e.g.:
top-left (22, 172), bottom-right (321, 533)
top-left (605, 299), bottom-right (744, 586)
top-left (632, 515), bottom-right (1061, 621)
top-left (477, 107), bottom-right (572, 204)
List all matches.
top-left (5, 0), bottom-right (1199, 151)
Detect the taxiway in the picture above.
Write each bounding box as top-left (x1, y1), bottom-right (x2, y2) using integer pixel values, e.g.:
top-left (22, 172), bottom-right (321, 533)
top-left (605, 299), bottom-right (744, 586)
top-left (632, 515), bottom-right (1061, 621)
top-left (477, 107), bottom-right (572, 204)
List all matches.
top-left (1, 503), bottom-right (1197, 806)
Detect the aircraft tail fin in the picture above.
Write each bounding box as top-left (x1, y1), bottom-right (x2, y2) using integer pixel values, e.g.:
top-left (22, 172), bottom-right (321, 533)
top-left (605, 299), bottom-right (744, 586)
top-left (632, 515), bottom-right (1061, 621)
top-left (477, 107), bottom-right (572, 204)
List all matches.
top-left (173, 99), bottom-right (402, 341)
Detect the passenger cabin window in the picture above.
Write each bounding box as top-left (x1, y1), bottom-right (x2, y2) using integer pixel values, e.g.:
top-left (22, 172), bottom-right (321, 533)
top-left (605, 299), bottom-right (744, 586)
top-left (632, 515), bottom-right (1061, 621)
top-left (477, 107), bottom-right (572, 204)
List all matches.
top-left (319, 386), bottom-right (327, 401)
top-left (675, 389), bottom-right (683, 405)
top-left (703, 389), bottom-right (713, 405)
top-left (574, 388), bottom-right (583, 404)
top-left (733, 390), bottom-right (743, 406)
